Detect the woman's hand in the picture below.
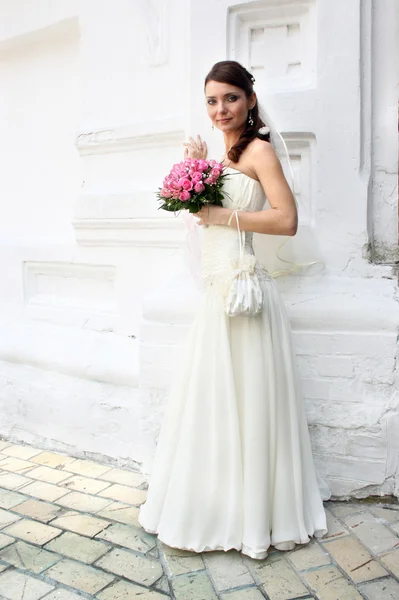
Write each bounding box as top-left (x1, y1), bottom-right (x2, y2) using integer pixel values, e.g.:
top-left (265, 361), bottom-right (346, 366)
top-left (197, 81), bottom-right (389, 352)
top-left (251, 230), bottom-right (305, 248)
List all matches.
top-left (196, 205), bottom-right (231, 227)
top-left (183, 135), bottom-right (208, 159)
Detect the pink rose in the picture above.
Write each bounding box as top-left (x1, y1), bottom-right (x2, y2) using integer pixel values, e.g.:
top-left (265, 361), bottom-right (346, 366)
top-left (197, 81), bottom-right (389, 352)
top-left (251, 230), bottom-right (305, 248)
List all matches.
top-left (161, 188), bottom-right (172, 198)
top-left (211, 168), bottom-right (221, 179)
top-left (179, 190), bottom-right (191, 201)
top-left (186, 158), bottom-right (198, 169)
top-left (179, 177), bottom-right (193, 191)
top-left (191, 171), bottom-right (202, 183)
top-left (194, 182), bottom-right (205, 193)
top-left (208, 159), bottom-right (216, 167)
top-left (198, 159), bottom-right (208, 172)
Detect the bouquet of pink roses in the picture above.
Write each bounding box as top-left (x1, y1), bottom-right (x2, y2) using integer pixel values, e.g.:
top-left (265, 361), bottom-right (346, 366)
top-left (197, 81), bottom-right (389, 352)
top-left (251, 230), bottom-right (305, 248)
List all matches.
top-left (157, 158), bottom-right (227, 213)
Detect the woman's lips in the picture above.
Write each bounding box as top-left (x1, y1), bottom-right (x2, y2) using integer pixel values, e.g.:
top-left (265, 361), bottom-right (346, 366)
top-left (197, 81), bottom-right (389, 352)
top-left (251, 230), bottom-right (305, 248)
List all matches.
top-left (217, 118), bottom-right (232, 123)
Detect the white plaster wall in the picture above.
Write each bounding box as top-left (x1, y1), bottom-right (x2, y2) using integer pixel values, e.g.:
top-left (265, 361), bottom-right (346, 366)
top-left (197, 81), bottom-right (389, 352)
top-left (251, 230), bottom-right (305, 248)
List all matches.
top-left (0, 19), bottom-right (80, 243)
top-left (138, 0), bottom-right (399, 499)
top-left (0, 0), bottom-right (398, 497)
top-left (371, 0), bottom-right (399, 263)
top-left (0, 0), bottom-right (189, 466)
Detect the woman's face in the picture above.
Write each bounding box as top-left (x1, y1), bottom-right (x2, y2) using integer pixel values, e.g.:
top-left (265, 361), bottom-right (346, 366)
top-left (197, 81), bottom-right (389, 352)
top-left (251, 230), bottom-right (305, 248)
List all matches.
top-left (205, 80), bottom-right (255, 133)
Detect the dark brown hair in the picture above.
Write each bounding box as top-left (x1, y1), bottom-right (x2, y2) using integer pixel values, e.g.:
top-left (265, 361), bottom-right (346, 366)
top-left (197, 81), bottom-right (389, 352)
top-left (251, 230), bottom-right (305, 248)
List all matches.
top-left (204, 60), bottom-right (270, 163)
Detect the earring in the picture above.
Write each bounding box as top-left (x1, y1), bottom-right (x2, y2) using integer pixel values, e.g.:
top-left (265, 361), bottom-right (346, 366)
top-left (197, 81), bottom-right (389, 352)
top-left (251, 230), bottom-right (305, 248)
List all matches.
top-left (248, 110), bottom-right (254, 127)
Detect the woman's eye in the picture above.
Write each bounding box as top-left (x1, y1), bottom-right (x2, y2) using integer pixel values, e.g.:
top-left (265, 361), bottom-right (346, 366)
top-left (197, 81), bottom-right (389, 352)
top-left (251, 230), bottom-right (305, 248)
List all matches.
top-left (207, 100), bottom-right (216, 105)
top-left (228, 95), bottom-right (238, 102)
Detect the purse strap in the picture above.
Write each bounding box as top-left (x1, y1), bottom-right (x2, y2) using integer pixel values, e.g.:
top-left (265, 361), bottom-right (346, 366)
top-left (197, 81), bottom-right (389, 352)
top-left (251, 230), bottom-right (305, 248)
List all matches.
top-left (230, 210), bottom-right (245, 260)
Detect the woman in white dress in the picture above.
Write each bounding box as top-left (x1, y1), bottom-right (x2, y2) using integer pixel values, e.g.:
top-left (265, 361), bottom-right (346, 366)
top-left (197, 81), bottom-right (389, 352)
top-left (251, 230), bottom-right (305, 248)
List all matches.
top-left (138, 61), bottom-right (328, 560)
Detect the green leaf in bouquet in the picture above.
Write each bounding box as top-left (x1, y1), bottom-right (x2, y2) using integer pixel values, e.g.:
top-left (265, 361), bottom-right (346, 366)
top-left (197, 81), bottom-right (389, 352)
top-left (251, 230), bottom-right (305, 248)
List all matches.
top-left (160, 203), bottom-right (178, 212)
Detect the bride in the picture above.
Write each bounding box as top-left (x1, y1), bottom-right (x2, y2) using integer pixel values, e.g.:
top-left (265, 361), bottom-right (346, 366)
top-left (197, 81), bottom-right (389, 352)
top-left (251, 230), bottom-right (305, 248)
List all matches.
top-left (138, 60), bottom-right (328, 560)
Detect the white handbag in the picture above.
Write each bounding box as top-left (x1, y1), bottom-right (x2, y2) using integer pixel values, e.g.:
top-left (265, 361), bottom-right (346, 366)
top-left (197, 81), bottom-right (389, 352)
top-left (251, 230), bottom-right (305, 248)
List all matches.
top-left (224, 211), bottom-right (264, 318)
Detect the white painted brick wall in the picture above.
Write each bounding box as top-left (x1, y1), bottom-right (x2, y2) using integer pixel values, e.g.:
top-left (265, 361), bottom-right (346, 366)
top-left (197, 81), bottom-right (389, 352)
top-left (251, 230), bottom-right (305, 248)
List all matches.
top-left (292, 332), bottom-right (397, 358)
top-left (0, 0), bottom-right (397, 500)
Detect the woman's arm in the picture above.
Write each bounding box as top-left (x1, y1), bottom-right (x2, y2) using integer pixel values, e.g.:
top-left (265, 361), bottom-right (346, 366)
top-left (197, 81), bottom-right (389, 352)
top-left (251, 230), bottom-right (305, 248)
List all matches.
top-left (197, 141), bottom-right (298, 236)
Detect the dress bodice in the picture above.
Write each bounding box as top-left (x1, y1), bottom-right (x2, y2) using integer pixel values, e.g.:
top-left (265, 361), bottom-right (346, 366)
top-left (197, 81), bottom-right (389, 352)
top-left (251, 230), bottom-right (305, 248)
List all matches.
top-left (201, 168), bottom-right (266, 285)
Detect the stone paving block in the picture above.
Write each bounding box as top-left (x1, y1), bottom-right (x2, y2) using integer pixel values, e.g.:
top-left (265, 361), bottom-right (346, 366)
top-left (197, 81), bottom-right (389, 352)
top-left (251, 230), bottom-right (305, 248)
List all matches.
top-left (13, 499), bottom-right (65, 523)
top-left (172, 572), bottom-right (218, 600)
top-left (60, 475), bottom-right (111, 495)
top-left (359, 578), bottom-right (399, 600)
top-left (26, 466), bottom-right (73, 485)
top-left (153, 574), bottom-right (170, 594)
top-left (46, 557), bottom-right (115, 594)
top-left (99, 468), bottom-right (146, 488)
top-left (50, 511), bottom-right (109, 537)
top-left (370, 505), bottom-right (399, 523)
top-left (0, 458), bottom-right (35, 475)
top-left (64, 459), bottom-right (111, 478)
top-left (245, 553), bottom-right (309, 599)
top-left (322, 508), bottom-right (350, 540)
top-left (323, 535), bottom-right (388, 583)
top-left (343, 511), bottom-right (399, 554)
top-left (0, 509), bottom-right (20, 529)
top-left (0, 490), bottom-right (26, 510)
top-left (97, 580), bottom-right (168, 599)
top-left (0, 564), bottom-right (8, 572)
top-left (96, 548), bottom-right (163, 587)
top-left (2, 519), bottom-right (61, 545)
top-left (0, 569), bottom-right (54, 599)
top-left (204, 550), bottom-right (254, 592)
top-left (0, 534), bottom-right (14, 550)
top-left (287, 540), bottom-right (331, 571)
top-left (220, 587), bottom-right (270, 600)
top-left (0, 473), bottom-right (31, 491)
top-left (95, 522), bottom-right (156, 554)
top-left (303, 565), bottom-right (363, 600)
top-left (98, 484), bottom-right (147, 505)
top-left (0, 540), bottom-right (60, 573)
top-left (56, 491), bottom-right (112, 513)
top-left (45, 531), bottom-right (110, 563)
top-left (328, 502), bottom-right (366, 518)
top-left (96, 502), bottom-right (140, 526)
top-left (31, 452), bottom-right (75, 469)
top-left (380, 550), bottom-right (399, 578)
top-left (0, 443), bottom-right (11, 452)
top-left (160, 543), bottom-right (205, 576)
top-left (20, 481), bottom-right (68, 503)
top-left (1, 446), bottom-right (41, 461)
top-left (393, 523), bottom-right (399, 535)
top-left (39, 590), bottom-right (85, 600)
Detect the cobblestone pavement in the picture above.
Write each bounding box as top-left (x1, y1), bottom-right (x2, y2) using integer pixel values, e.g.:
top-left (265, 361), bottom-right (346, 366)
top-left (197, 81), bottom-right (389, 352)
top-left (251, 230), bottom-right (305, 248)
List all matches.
top-left (0, 440), bottom-right (397, 600)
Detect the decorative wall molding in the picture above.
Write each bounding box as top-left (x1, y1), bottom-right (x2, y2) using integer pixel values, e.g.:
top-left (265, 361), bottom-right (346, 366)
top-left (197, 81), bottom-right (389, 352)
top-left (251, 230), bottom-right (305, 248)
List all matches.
top-left (138, 0), bottom-right (168, 66)
top-left (76, 117), bottom-right (185, 156)
top-left (369, 0), bottom-right (399, 264)
top-left (74, 191), bottom-right (158, 220)
top-left (72, 217), bottom-right (185, 248)
top-left (23, 261), bottom-right (118, 313)
top-left (282, 133), bottom-right (316, 223)
top-left (228, 0), bottom-right (317, 91)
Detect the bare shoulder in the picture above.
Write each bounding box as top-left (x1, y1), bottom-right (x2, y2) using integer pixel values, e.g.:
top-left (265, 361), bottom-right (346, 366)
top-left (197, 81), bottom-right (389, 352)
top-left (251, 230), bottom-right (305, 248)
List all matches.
top-left (248, 138), bottom-right (279, 166)
top-left (244, 138), bottom-right (282, 182)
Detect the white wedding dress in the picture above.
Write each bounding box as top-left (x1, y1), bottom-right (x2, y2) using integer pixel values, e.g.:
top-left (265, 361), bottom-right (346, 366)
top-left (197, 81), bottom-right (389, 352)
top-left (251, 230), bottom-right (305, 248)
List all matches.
top-left (138, 167), bottom-right (329, 559)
